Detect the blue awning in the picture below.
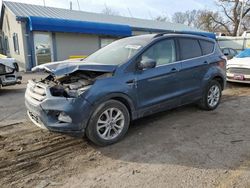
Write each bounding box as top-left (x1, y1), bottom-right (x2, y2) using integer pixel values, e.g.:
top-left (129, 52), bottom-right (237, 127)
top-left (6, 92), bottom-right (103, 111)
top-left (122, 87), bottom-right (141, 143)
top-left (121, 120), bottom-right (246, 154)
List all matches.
top-left (28, 16), bottom-right (132, 37)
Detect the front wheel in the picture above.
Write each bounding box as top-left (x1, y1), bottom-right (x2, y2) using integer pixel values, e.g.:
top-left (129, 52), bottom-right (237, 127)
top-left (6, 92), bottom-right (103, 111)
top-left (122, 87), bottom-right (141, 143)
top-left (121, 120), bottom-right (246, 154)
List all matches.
top-left (86, 100), bottom-right (130, 146)
top-left (199, 80), bottom-right (222, 111)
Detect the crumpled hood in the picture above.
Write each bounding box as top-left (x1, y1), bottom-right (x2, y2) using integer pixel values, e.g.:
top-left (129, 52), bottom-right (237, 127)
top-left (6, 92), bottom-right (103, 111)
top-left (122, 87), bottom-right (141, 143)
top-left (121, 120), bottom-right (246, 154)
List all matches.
top-left (227, 57), bottom-right (250, 69)
top-left (32, 59), bottom-right (117, 76)
top-left (0, 58), bottom-right (16, 69)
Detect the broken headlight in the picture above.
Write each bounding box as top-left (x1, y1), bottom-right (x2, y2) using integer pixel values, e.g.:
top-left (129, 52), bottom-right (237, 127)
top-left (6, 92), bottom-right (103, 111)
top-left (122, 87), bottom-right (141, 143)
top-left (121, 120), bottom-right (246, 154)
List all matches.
top-left (67, 85), bottom-right (92, 98)
top-left (5, 66), bottom-right (14, 73)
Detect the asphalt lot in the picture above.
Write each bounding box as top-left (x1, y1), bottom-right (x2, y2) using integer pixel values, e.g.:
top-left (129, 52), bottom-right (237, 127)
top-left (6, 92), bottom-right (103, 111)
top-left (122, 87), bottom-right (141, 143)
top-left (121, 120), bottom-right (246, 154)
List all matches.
top-left (0, 73), bottom-right (250, 188)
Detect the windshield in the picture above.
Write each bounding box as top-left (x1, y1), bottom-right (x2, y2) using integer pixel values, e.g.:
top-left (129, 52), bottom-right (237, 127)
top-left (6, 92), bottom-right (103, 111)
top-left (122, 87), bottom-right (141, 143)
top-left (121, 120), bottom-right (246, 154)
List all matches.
top-left (84, 37), bottom-right (149, 65)
top-left (236, 49), bottom-right (250, 58)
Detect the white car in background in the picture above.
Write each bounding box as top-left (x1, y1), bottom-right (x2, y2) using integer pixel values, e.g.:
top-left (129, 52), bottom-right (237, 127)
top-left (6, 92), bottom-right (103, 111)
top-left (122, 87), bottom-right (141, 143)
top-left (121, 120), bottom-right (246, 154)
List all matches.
top-left (227, 49), bottom-right (250, 84)
top-left (0, 57), bottom-right (22, 88)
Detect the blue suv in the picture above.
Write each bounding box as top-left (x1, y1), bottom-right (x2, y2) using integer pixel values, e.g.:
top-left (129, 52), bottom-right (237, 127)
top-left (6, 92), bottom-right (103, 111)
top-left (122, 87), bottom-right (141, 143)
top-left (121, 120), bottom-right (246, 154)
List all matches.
top-left (25, 33), bottom-right (226, 146)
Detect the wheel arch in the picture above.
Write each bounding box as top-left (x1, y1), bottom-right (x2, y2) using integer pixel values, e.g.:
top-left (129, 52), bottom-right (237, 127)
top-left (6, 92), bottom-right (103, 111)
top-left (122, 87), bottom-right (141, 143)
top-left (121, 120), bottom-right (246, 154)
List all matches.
top-left (91, 93), bottom-right (137, 121)
top-left (211, 75), bottom-right (225, 90)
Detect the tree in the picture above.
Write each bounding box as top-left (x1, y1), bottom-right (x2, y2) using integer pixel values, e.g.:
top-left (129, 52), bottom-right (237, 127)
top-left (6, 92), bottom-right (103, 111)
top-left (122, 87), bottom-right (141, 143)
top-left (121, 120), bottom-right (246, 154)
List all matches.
top-left (101, 4), bottom-right (120, 16)
top-left (195, 10), bottom-right (225, 33)
top-left (172, 10), bottom-right (199, 27)
top-left (211, 0), bottom-right (250, 36)
top-left (172, 12), bottom-right (188, 25)
top-left (155, 15), bottom-right (170, 22)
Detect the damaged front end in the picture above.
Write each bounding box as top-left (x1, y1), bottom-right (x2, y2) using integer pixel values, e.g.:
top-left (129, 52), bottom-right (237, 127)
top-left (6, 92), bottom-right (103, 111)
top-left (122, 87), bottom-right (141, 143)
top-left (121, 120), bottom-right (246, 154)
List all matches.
top-left (25, 62), bottom-right (115, 134)
top-left (0, 58), bottom-right (22, 88)
top-left (46, 71), bottom-right (112, 98)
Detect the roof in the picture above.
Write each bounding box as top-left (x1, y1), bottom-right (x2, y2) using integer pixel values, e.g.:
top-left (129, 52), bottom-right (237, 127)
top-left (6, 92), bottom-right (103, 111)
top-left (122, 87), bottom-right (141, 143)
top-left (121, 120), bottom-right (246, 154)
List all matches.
top-left (2, 1), bottom-right (200, 32)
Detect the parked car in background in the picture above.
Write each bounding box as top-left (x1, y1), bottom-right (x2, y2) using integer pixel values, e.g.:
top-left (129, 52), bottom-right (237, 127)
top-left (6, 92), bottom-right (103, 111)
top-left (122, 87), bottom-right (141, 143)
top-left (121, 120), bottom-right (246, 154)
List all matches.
top-left (221, 47), bottom-right (238, 60)
top-left (0, 57), bottom-right (22, 88)
top-left (227, 48), bottom-right (250, 83)
top-left (25, 33), bottom-right (226, 146)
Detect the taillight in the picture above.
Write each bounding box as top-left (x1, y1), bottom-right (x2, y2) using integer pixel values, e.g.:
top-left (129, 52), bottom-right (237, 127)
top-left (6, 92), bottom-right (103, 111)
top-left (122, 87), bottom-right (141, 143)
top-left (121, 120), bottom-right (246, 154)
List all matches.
top-left (218, 58), bottom-right (226, 70)
top-left (220, 55), bottom-right (227, 61)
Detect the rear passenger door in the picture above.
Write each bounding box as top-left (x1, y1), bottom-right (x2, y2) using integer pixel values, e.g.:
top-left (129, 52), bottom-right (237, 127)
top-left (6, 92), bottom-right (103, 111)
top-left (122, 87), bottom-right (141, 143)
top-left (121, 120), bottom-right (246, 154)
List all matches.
top-left (178, 37), bottom-right (214, 104)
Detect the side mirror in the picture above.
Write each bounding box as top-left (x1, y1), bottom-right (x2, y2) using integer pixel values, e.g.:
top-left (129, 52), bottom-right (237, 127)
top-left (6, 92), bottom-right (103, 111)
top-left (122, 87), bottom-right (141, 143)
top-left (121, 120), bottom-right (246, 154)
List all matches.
top-left (138, 59), bottom-right (156, 70)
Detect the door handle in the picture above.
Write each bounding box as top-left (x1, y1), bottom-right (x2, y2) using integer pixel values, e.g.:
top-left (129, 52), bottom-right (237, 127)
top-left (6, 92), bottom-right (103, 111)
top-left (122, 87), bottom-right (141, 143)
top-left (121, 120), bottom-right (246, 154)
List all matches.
top-left (126, 79), bottom-right (137, 87)
top-left (204, 61), bottom-right (208, 64)
top-left (170, 68), bottom-right (178, 73)
top-left (126, 79), bottom-right (135, 84)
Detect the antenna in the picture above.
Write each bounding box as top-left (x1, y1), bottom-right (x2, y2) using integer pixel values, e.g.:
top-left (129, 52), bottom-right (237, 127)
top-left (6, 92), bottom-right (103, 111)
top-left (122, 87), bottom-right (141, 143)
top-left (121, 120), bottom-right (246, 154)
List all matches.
top-left (70, 1), bottom-right (72, 10)
top-left (76, 0), bottom-right (81, 10)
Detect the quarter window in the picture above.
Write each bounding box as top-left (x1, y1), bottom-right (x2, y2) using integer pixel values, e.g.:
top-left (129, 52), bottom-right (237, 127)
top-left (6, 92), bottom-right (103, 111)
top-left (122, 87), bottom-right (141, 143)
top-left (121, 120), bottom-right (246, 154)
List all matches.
top-left (179, 38), bottom-right (202, 60)
top-left (141, 39), bottom-right (176, 66)
top-left (199, 40), bottom-right (214, 55)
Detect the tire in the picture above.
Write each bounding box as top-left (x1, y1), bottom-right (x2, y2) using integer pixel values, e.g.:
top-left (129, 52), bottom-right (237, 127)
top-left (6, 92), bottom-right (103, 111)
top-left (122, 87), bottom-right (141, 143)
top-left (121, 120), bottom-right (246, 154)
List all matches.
top-left (199, 80), bottom-right (222, 111)
top-left (86, 100), bottom-right (130, 146)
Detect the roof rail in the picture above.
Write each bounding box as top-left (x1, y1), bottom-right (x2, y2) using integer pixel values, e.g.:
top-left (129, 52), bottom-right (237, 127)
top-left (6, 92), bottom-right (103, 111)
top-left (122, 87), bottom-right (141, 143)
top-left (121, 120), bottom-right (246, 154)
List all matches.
top-left (153, 31), bottom-right (216, 40)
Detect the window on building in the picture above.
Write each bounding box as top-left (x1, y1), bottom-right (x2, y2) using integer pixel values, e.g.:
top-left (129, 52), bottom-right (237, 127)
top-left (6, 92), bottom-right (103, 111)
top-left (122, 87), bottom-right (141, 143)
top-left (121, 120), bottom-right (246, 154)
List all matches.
top-left (179, 38), bottom-right (202, 60)
top-left (13, 33), bottom-right (20, 54)
top-left (0, 36), bottom-right (3, 53)
top-left (100, 38), bottom-right (117, 48)
top-left (4, 37), bottom-right (9, 53)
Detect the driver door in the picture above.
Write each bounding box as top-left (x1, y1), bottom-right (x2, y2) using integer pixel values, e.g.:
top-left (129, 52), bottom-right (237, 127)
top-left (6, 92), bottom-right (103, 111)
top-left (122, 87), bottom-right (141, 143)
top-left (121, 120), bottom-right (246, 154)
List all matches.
top-left (135, 39), bottom-right (182, 116)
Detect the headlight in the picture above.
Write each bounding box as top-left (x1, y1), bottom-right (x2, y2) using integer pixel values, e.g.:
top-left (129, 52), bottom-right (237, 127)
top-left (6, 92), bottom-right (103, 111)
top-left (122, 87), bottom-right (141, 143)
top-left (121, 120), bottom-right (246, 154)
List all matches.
top-left (5, 66), bottom-right (14, 73)
top-left (67, 85), bottom-right (91, 98)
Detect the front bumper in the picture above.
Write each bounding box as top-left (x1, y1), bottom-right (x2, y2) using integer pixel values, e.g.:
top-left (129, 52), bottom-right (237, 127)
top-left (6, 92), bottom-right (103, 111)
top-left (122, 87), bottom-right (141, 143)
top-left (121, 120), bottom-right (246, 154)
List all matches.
top-left (226, 72), bottom-right (250, 84)
top-left (25, 81), bottom-right (93, 134)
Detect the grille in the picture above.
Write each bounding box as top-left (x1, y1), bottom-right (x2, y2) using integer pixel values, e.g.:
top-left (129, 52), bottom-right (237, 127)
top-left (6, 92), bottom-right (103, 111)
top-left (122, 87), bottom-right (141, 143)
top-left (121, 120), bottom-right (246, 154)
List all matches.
top-left (0, 64), bottom-right (6, 75)
top-left (227, 67), bottom-right (250, 75)
top-left (26, 80), bottom-right (47, 102)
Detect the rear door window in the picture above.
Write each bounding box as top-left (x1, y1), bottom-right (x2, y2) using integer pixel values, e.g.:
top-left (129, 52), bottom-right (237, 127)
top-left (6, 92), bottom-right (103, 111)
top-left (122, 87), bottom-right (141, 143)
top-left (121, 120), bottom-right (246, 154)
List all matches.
top-left (199, 40), bottom-right (214, 55)
top-left (179, 38), bottom-right (202, 60)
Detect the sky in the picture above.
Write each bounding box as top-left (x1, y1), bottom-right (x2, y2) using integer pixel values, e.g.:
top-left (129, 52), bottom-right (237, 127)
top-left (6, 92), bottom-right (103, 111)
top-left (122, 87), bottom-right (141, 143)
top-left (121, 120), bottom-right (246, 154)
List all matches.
top-left (0, 0), bottom-right (217, 20)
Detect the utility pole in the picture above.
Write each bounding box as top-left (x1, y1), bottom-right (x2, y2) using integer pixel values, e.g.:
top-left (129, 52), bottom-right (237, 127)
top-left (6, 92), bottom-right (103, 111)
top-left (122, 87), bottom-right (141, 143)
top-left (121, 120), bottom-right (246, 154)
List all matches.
top-left (237, 0), bottom-right (245, 36)
top-left (43, 0), bottom-right (46, 7)
top-left (70, 1), bottom-right (72, 10)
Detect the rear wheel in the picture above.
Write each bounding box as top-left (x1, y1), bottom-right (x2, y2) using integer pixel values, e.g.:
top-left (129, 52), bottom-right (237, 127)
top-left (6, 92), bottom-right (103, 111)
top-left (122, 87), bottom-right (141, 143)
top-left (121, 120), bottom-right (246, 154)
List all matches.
top-left (199, 80), bottom-right (222, 111)
top-left (86, 100), bottom-right (130, 146)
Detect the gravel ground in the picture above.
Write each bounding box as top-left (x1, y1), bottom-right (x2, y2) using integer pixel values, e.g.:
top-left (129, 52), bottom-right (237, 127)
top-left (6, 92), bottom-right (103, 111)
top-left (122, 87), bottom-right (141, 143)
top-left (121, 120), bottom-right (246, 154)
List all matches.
top-left (0, 73), bottom-right (250, 188)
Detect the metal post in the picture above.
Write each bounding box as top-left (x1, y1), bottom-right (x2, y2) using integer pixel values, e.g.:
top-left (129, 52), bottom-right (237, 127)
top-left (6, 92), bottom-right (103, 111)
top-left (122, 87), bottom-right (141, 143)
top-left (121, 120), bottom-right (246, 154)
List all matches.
top-left (237, 0), bottom-right (245, 36)
top-left (70, 1), bottom-right (73, 10)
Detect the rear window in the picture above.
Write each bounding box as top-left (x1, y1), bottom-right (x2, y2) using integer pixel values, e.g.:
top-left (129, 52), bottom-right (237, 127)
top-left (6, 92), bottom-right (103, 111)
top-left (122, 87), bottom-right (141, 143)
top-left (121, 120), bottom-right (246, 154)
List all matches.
top-left (179, 38), bottom-right (202, 60)
top-left (199, 40), bottom-right (214, 55)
